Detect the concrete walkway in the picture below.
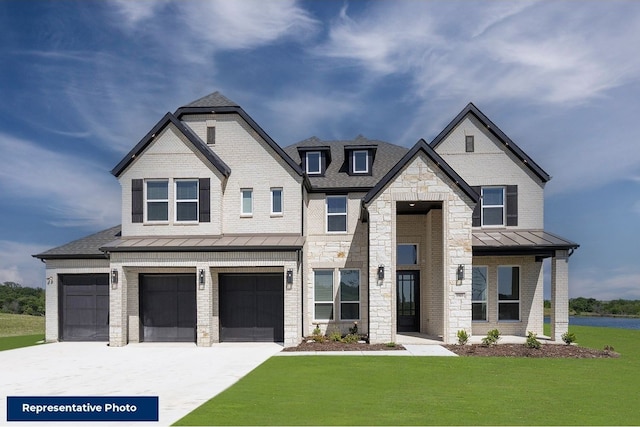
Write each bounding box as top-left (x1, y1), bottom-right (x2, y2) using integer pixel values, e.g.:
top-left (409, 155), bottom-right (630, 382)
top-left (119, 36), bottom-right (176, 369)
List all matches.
top-left (0, 342), bottom-right (281, 426)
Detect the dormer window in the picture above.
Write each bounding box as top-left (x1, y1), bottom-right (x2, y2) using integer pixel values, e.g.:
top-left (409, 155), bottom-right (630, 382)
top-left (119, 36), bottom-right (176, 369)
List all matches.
top-left (306, 152), bottom-right (322, 175)
top-left (352, 150), bottom-right (369, 174)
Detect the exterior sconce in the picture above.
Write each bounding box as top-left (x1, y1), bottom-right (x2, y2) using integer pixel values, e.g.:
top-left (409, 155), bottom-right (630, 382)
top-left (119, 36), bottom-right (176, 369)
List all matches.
top-left (111, 269), bottom-right (118, 290)
top-left (46, 277), bottom-right (53, 286)
top-left (286, 269), bottom-right (293, 290)
top-left (199, 269), bottom-right (205, 290)
top-left (456, 264), bottom-right (464, 282)
top-left (377, 265), bottom-right (385, 280)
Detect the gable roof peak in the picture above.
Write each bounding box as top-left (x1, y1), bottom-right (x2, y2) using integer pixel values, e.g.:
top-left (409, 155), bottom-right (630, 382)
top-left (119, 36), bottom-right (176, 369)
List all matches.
top-left (429, 102), bottom-right (551, 182)
top-left (183, 91), bottom-right (239, 108)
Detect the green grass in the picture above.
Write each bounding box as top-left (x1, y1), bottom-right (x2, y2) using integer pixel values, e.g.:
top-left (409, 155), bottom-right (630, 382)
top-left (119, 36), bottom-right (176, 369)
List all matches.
top-left (175, 326), bottom-right (640, 426)
top-left (0, 334), bottom-right (45, 351)
top-left (0, 312), bottom-right (45, 337)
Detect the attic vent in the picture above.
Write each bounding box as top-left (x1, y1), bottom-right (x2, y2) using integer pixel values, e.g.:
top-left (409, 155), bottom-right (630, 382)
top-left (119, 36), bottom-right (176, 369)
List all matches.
top-left (206, 126), bottom-right (215, 144)
top-left (465, 135), bottom-right (474, 152)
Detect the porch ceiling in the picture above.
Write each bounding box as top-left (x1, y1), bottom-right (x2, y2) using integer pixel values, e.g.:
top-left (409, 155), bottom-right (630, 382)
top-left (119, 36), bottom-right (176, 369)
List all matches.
top-left (472, 230), bottom-right (578, 257)
top-left (101, 234), bottom-right (305, 253)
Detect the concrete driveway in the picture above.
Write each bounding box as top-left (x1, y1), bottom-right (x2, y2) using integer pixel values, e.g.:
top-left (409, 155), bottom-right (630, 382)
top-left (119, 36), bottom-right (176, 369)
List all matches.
top-left (0, 341), bottom-right (282, 426)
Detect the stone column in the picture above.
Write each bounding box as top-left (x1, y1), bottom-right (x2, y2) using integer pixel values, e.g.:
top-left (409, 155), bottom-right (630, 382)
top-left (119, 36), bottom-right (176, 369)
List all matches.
top-left (550, 250), bottom-right (569, 341)
top-left (283, 260), bottom-right (302, 347)
top-left (109, 265), bottom-right (128, 347)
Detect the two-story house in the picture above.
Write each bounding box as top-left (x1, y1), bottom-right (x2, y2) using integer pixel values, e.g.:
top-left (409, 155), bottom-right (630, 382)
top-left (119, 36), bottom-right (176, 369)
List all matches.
top-left (35, 92), bottom-right (578, 347)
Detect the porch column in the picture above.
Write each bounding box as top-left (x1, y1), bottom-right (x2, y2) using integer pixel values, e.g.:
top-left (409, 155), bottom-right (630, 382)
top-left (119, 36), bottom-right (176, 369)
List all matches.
top-left (109, 264), bottom-right (128, 347)
top-left (196, 264), bottom-right (213, 347)
top-left (550, 250), bottom-right (569, 341)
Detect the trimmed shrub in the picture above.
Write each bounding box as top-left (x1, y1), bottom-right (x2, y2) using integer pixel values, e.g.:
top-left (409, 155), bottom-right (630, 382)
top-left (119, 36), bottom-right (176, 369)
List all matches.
top-left (526, 331), bottom-right (541, 349)
top-left (457, 329), bottom-right (469, 345)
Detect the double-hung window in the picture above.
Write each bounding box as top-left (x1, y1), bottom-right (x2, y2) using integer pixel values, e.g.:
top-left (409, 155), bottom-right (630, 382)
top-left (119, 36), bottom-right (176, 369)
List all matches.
top-left (326, 196), bottom-right (347, 233)
top-left (472, 266), bottom-right (488, 321)
top-left (306, 152), bottom-right (322, 175)
top-left (175, 180), bottom-right (198, 222)
top-left (339, 270), bottom-right (360, 320)
top-left (352, 150), bottom-right (368, 174)
top-left (481, 187), bottom-right (505, 226)
top-left (146, 180), bottom-right (169, 222)
top-left (314, 270), bottom-right (334, 320)
top-left (498, 266), bottom-right (520, 321)
top-left (271, 188), bottom-right (283, 215)
top-left (241, 189), bottom-right (253, 216)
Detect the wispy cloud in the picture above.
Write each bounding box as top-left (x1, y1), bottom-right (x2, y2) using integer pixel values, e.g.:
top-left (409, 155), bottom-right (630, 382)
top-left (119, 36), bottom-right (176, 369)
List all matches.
top-left (572, 268), bottom-right (640, 300)
top-left (0, 132), bottom-right (120, 228)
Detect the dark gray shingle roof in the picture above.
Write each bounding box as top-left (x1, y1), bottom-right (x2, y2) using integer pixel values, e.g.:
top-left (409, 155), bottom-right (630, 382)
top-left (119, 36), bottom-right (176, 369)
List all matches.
top-left (33, 225), bottom-right (121, 259)
top-left (184, 91), bottom-right (239, 108)
top-left (284, 136), bottom-right (409, 190)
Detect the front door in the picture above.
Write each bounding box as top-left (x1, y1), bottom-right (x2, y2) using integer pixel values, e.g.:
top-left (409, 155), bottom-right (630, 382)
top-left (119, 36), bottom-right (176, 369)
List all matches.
top-left (397, 271), bottom-right (420, 332)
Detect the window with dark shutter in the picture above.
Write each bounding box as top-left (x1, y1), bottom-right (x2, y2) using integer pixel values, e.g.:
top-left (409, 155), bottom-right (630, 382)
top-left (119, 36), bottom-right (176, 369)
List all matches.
top-left (471, 186), bottom-right (481, 227)
top-left (199, 178), bottom-right (210, 223)
top-left (131, 179), bottom-right (143, 223)
top-left (506, 185), bottom-right (518, 226)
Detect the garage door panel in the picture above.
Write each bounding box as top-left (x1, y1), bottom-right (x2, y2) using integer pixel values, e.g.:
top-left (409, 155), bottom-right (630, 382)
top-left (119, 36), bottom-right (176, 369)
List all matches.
top-left (140, 274), bottom-right (196, 342)
top-left (219, 274), bottom-right (284, 342)
top-left (59, 274), bottom-right (109, 342)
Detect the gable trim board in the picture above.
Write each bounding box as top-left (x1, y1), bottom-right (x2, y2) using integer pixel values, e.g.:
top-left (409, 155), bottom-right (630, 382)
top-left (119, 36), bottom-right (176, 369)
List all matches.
top-left (429, 103), bottom-right (551, 183)
top-left (363, 139), bottom-right (479, 205)
top-left (111, 112), bottom-right (231, 178)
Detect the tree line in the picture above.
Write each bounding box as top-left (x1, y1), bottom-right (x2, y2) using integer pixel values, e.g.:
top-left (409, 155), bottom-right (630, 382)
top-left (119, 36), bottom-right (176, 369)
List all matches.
top-left (0, 282), bottom-right (45, 316)
top-left (568, 297), bottom-right (640, 317)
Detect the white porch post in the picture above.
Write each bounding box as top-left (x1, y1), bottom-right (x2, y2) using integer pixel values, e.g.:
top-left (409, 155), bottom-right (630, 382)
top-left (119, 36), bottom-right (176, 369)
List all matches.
top-left (550, 250), bottom-right (569, 341)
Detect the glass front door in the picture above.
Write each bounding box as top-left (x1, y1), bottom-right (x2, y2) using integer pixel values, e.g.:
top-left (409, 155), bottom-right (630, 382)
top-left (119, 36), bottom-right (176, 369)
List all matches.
top-left (397, 271), bottom-right (420, 332)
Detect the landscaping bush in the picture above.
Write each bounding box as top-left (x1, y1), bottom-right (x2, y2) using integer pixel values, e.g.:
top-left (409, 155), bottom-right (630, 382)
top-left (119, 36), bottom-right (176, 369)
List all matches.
top-left (457, 329), bottom-right (469, 345)
top-left (562, 331), bottom-right (576, 345)
top-left (525, 331), bottom-right (541, 349)
top-left (481, 329), bottom-right (500, 346)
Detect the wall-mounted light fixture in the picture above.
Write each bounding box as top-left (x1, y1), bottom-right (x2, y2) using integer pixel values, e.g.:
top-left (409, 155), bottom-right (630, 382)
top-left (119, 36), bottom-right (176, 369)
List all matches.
top-left (378, 265), bottom-right (385, 281)
top-left (46, 277), bottom-right (53, 286)
top-left (456, 264), bottom-right (464, 282)
top-left (286, 269), bottom-right (294, 290)
top-left (111, 269), bottom-right (118, 290)
top-left (199, 269), bottom-right (205, 290)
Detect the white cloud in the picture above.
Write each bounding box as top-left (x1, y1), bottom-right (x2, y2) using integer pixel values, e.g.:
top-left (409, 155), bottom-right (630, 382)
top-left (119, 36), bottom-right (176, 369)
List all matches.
top-left (0, 241), bottom-right (47, 288)
top-left (111, 0), bottom-right (171, 27)
top-left (571, 269), bottom-right (640, 300)
top-left (0, 133), bottom-right (120, 228)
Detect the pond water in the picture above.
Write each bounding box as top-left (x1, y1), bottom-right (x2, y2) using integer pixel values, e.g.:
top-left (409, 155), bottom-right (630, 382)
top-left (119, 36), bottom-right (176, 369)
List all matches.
top-left (545, 316), bottom-right (640, 330)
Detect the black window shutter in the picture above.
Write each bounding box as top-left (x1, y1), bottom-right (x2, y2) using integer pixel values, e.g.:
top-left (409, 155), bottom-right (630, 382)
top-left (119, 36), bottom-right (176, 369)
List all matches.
top-left (131, 179), bottom-right (143, 223)
top-left (506, 185), bottom-right (518, 226)
top-left (471, 186), bottom-right (481, 227)
top-left (199, 178), bottom-right (210, 223)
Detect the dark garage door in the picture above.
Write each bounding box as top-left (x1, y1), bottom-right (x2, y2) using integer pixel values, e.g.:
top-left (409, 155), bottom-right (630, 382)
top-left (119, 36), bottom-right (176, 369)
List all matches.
top-left (140, 274), bottom-right (196, 342)
top-left (59, 274), bottom-right (109, 341)
top-left (219, 273), bottom-right (284, 342)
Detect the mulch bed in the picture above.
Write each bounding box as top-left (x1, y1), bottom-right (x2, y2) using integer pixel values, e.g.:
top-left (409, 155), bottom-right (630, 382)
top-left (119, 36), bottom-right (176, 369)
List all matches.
top-left (443, 343), bottom-right (620, 358)
top-left (282, 340), bottom-right (405, 352)
top-left (283, 340), bottom-right (619, 358)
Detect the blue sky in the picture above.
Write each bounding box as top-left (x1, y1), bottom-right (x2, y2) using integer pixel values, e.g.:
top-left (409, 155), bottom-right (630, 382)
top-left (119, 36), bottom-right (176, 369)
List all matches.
top-left (1, 1), bottom-right (639, 300)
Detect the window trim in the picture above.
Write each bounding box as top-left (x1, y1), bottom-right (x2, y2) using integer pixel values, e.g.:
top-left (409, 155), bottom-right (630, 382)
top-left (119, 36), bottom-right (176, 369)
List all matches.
top-left (313, 269), bottom-right (334, 321)
top-left (270, 187), bottom-right (283, 216)
top-left (472, 266), bottom-right (488, 322)
top-left (352, 150), bottom-right (369, 174)
top-left (497, 265), bottom-right (520, 322)
top-left (326, 195), bottom-right (348, 233)
top-left (339, 269), bottom-right (361, 321)
top-left (305, 151), bottom-right (322, 175)
top-left (240, 188), bottom-right (253, 217)
top-left (481, 186), bottom-right (506, 227)
top-left (144, 179), bottom-right (169, 223)
top-left (174, 179), bottom-right (199, 223)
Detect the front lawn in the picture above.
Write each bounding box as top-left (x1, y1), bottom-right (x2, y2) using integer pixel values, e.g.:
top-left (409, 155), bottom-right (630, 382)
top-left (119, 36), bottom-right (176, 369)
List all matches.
top-left (0, 313), bottom-right (45, 337)
top-left (0, 334), bottom-right (45, 351)
top-left (175, 326), bottom-right (640, 426)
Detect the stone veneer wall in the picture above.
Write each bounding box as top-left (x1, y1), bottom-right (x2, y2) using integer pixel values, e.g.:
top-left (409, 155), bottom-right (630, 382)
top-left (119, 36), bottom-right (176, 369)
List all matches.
top-left (367, 152), bottom-right (474, 344)
top-left (109, 251), bottom-right (301, 347)
top-left (304, 192), bottom-right (369, 336)
top-left (471, 255), bottom-right (544, 337)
